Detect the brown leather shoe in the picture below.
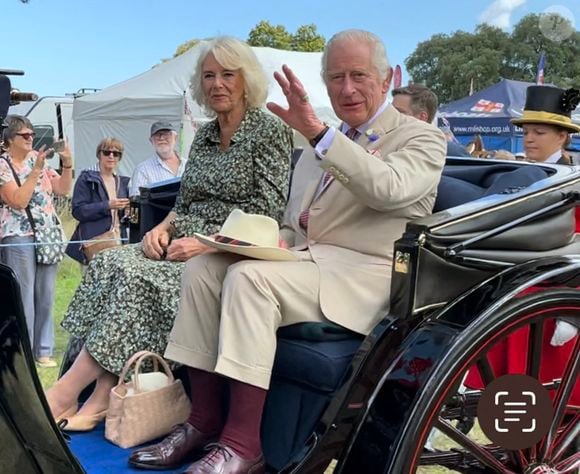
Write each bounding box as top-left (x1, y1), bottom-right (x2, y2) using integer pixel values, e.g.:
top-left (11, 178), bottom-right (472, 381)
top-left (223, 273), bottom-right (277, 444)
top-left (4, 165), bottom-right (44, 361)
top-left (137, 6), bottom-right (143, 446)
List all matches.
top-left (128, 423), bottom-right (217, 470)
top-left (183, 444), bottom-right (265, 474)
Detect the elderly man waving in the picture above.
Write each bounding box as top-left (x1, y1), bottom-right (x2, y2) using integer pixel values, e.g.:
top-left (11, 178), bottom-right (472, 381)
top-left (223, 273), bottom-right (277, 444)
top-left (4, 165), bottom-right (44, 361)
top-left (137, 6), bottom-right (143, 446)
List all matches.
top-left (130, 29), bottom-right (446, 474)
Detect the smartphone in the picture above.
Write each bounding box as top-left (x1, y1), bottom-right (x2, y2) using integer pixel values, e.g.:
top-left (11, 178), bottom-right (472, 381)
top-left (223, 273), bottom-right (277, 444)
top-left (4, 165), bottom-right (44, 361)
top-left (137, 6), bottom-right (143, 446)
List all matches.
top-left (52, 140), bottom-right (65, 152)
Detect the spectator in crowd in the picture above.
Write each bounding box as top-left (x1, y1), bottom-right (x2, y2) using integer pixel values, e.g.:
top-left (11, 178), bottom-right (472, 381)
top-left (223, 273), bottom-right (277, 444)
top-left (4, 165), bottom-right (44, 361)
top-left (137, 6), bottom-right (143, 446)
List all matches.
top-left (392, 85), bottom-right (471, 157)
top-left (392, 84), bottom-right (437, 123)
top-left (66, 138), bottom-right (130, 265)
top-left (129, 122), bottom-right (186, 197)
top-left (129, 29), bottom-right (445, 473)
top-left (46, 36), bottom-right (293, 431)
top-left (0, 115), bottom-right (74, 368)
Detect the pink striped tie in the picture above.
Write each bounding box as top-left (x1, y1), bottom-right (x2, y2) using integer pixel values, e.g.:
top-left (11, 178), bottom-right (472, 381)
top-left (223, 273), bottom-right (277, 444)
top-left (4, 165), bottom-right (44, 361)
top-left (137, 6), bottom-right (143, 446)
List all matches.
top-left (299, 128), bottom-right (359, 231)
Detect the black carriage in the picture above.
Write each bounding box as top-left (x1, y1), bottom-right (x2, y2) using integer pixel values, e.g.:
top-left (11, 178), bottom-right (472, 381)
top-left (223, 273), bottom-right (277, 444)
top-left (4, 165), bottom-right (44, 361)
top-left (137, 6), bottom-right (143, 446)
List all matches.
top-left (0, 156), bottom-right (578, 474)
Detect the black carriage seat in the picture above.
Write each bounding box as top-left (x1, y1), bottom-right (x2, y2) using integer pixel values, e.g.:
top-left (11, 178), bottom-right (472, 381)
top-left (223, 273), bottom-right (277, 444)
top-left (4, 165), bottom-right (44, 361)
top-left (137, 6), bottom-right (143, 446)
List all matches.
top-left (264, 328), bottom-right (363, 469)
top-left (410, 162), bottom-right (580, 313)
top-left (434, 163), bottom-right (551, 213)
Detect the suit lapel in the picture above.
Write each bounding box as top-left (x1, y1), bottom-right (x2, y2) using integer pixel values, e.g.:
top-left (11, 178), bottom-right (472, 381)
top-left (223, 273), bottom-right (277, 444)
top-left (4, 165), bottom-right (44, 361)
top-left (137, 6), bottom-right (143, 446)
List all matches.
top-left (307, 105), bottom-right (401, 206)
top-left (359, 105), bottom-right (400, 148)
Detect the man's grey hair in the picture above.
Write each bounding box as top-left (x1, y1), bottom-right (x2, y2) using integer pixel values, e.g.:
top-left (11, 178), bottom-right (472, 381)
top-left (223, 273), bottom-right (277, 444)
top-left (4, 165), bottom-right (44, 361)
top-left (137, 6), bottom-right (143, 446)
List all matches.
top-left (321, 29), bottom-right (390, 83)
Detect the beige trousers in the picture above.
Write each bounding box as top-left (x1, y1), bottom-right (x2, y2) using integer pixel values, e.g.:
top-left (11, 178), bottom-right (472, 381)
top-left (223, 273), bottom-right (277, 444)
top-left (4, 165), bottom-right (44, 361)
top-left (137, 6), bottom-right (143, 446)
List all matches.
top-left (164, 252), bottom-right (327, 389)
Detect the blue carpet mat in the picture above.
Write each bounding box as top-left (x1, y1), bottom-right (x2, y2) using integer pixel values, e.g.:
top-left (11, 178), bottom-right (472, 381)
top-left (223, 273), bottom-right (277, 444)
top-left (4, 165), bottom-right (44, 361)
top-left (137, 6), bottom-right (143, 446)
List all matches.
top-left (68, 422), bottom-right (186, 473)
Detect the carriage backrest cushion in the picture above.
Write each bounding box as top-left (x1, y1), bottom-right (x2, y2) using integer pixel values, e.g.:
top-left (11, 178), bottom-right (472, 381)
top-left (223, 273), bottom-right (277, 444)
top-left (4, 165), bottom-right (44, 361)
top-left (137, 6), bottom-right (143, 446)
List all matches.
top-left (434, 165), bottom-right (550, 212)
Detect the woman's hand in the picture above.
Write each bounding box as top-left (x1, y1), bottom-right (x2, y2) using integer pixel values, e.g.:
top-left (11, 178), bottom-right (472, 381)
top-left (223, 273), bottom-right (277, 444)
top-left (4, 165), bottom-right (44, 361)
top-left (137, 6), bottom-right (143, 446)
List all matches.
top-left (59, 139), bottom-right (73, 168)
top-left (142, 226), bottom-right (171, 260)
top-left (109, 198), bottom-right (130, 210)
top-left (32, 145), bottom-right (48, 174)
top-left (165, 237), bottom-right (213, 262)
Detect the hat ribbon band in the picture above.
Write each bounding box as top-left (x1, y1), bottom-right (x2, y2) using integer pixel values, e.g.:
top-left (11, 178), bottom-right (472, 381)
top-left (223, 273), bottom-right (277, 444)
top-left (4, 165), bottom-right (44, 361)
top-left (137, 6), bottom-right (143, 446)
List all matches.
top-left (214, 235), bottom-right (255, 247)
top-left (520, 111), bottom-right (572, 124)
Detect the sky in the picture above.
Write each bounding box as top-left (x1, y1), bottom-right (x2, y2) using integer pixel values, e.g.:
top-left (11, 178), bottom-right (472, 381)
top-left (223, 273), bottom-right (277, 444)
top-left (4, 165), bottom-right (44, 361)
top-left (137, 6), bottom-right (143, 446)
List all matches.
top-left (2, 0), bottom-right (579, 97)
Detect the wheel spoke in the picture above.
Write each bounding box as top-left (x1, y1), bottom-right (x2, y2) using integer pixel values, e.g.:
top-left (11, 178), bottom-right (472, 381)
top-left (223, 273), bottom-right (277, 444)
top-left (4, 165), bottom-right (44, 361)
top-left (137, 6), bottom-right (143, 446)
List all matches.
top-left (540, 336), bottom-right (580, 462)
top-left (555, 452), bottom-right (580, 472)
top-left (526, 320), bottom-right (544, 379)
top-left (433, 417), bottom-right (517, 473)
top-left (507, 450), bottom-right (527, 470)
top-left (552, 410), bottom-right (580, 463)
top-left (476, 354), bottom-right (495, 387)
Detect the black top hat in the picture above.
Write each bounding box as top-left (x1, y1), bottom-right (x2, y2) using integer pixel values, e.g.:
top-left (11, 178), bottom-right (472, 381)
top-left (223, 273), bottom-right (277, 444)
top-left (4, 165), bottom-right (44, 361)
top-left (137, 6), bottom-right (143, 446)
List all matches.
top-left (512, 86), bottom-right (580, 133)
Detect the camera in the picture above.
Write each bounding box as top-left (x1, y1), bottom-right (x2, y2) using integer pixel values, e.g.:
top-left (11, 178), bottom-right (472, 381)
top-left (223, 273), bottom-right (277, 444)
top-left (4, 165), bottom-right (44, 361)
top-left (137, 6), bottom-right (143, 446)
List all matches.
top-left (0, 69), bottom-right (38, 148)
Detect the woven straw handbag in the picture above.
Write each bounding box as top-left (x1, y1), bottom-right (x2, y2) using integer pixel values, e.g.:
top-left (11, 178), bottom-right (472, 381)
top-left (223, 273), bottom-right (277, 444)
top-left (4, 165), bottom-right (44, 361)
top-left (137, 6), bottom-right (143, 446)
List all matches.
top-left (105, 350), bottom-right (190, 449)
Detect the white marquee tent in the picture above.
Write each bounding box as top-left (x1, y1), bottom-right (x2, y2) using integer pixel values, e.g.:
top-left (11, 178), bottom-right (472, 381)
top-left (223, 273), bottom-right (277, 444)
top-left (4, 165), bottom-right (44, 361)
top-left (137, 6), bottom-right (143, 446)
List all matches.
top-left (73, 44), bottom-right (337, 175)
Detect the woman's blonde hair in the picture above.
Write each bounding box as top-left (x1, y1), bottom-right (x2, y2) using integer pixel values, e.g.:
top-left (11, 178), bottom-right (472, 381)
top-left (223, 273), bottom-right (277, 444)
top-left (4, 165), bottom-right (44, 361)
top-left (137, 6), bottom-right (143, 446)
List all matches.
top-left (190, 36), bottom-right (269, 116)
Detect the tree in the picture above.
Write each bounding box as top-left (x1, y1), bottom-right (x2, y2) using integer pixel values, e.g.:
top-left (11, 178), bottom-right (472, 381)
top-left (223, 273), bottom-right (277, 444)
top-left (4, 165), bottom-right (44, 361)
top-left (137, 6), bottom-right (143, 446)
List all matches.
top-left (173, 39), bottom-right (201, 58)
top-left (406, 14), bottom-right (580, 104)
top-left (291, 24), bottom-right (325, 52)
top-left (509, 14), bottom-right (580, 89)
top-left (170, 21), bottom-right (325, 60)
top-left (248, 20), bottom-right (292, 50)
top-left (248, 21), bottom-right (325, 52)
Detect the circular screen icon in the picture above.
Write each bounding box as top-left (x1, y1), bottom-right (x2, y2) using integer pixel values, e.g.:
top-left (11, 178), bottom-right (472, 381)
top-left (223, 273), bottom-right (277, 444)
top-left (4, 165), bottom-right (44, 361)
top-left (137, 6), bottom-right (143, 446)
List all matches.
top-left (477, 374), bottom-right (553, 450)
top-left (539, 6), bottom-right (575, 42)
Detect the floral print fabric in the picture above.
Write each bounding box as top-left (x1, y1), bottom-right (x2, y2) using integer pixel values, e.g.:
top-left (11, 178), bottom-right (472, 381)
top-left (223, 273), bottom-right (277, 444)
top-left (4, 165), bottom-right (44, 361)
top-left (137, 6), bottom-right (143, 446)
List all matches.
top-left (0, 155), bottom-right (59, 238)
top-left (62, 108), bottom-right (292, 374)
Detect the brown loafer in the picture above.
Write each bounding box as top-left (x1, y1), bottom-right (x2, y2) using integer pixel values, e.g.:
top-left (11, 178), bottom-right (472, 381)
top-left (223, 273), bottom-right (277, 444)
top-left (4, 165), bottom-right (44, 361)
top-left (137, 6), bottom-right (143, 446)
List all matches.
top-left (183, 444), bottom-right (265, 474)
top-left (128, 423), bottom-right (217, 470)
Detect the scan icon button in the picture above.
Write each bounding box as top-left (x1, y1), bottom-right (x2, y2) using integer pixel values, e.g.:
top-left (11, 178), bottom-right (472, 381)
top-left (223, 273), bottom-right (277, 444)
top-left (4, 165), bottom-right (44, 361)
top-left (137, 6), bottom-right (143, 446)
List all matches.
top-left (478, 374), bottom-right (553, 450)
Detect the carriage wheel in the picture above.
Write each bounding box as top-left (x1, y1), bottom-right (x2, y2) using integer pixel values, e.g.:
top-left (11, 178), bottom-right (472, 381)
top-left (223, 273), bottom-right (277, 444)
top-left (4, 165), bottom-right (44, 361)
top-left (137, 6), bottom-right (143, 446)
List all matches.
top-left (391, 289), bottom-right (580, 474)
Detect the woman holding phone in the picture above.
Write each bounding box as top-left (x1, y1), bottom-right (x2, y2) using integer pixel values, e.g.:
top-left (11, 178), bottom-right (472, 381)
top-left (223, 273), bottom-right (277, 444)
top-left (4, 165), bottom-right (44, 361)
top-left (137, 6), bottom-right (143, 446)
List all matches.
top-left (0, 115), bottom-right (73, 368)
top-left (66, 138), bottom-right (130, 265)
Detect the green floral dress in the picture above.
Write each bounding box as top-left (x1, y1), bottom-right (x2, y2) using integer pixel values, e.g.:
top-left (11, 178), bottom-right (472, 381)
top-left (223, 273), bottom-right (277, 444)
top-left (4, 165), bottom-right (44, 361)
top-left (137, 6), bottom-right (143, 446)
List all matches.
top-left (62, 108), bottom-right (292, 374)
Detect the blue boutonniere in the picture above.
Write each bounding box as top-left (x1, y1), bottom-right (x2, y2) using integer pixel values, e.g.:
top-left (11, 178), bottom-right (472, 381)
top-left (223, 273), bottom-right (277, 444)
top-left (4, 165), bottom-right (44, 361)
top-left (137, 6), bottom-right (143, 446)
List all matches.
top-left (365, 129), bottom-right (379, 142)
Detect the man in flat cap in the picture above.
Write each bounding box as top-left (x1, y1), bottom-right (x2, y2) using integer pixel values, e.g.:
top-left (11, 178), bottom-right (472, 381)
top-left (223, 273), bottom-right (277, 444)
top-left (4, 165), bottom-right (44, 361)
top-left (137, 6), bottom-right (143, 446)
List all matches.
top-left (129, 121), bottom-right (187, 197)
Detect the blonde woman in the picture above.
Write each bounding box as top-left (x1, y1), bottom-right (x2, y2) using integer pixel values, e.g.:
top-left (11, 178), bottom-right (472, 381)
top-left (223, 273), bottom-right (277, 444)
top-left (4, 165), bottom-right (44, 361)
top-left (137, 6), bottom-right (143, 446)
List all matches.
top-left (46, 36), bottom-right (293, 432)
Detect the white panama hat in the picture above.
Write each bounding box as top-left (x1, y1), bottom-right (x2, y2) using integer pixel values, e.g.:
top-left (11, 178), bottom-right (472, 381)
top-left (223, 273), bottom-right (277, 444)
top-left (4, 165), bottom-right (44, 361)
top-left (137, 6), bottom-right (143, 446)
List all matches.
top-left (194, 209), bottom-right (298, 262)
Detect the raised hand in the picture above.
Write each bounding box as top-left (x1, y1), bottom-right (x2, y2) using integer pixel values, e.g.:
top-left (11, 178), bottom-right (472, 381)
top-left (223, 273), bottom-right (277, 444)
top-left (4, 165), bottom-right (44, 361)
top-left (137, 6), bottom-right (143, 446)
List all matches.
top-left (59, 138), bottom-right (73, 167)
top-left (266, 64), bottom-right (326, 140)
top-left (32, 145), bottom-right (48, 173)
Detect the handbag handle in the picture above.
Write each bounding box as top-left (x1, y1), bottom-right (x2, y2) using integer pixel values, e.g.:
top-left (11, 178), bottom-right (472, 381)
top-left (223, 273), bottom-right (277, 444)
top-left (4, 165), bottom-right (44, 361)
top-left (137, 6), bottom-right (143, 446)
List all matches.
top-left (117, 350), bottom-right (151, 384)
top-left (116, 350), bottom-right (174, 393)
top-left (109, 174), bottom-right (120, 232)
top-left (133, 352), bottom-right (175, 393)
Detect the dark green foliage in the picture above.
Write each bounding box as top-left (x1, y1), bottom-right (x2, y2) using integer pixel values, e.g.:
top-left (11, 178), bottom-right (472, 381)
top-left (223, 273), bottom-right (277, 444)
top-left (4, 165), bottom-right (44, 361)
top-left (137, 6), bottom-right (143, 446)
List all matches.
top-left (406, 14), bottom-right (580, 104)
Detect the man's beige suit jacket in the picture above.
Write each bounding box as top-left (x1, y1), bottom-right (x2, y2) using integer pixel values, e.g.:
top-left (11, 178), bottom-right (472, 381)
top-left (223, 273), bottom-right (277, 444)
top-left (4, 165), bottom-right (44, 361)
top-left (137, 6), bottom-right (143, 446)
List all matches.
top-left (281, 105), bottom-right (446, 335)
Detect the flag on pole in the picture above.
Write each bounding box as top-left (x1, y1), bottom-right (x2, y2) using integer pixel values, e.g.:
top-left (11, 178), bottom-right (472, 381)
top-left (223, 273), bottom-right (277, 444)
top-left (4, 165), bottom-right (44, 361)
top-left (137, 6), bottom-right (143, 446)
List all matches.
top-left (393, 65), bottom-right (402, 89)
top-left (469, 77), bottom-right (474, 96)
top-left (536, 52), bottom-right (546, 85)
